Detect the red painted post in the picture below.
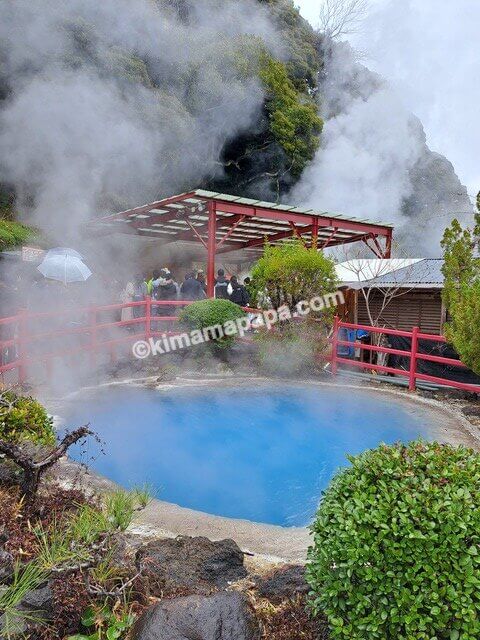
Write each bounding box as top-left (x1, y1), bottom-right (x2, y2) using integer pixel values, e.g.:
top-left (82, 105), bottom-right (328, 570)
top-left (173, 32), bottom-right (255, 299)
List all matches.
top-left (145, 295), bottom-right (152, 340)
top-left (89, 306), bottom-right (97, 368)
top-left (409, 326), bottom-right (419, 391)
top-left (17, 308), bottom-right (28, 385)
top-left (206, 201), bottom-right (216, 298)
top-left (331, 315), bottom-right (339, 376)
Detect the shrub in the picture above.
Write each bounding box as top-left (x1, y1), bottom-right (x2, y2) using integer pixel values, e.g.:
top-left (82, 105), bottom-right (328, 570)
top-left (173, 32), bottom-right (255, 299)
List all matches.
top-left (0, 391), bottom-right (56, 446)
top-left (179, 298), bottom-right (246, 351)
top-left (250, 239), bottom-right (338, 312)
top-left (307, 440), bottom-right (480, 640)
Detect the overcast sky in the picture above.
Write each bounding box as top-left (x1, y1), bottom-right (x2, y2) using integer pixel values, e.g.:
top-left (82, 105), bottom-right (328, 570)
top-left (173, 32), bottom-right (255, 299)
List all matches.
top-left (295, 0), bottom-right (480, 200)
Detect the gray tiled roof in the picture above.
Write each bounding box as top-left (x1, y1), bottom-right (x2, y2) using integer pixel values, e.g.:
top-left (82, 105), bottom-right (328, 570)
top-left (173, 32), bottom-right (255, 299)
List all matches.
top-left (348, 259), bottom-right (445, 289)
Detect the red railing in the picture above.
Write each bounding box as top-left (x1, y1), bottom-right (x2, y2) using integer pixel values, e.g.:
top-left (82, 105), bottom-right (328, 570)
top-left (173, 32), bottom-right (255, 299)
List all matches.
top-left (0, 297), bottom-right (209, 385)
top-left (331, 316), bottom-right (480, 394)
top-left (2, 303), bottom-right (479, 394)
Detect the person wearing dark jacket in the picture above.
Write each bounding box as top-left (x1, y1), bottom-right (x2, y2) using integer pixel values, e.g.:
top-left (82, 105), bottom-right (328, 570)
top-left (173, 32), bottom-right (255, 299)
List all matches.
top-left (228, 275), bottom-right (249, 307)
top-left (214, 269), bottom-right (229, 299)
top-left (152, 269), bottom-right (178, 316)
top-left (180, 272), bottom-right (206, 301)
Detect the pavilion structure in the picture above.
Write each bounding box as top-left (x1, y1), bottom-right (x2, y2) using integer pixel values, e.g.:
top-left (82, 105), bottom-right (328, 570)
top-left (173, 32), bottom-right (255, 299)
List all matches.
top-left (95, 189), bottom-right (394, 297)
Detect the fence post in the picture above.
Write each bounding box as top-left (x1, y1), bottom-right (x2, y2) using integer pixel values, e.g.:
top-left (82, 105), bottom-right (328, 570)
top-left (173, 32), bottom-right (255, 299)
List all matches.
top-left (145, 295), bottom-right (152, 341)
top-left (409, 326), bottom-right (419, 391)
top-left (331, 315), bottom-right (339, 376)
top-left (17, 308), bottom-right (28, 386)
top-left (89, 306), bottom-right (97, 369)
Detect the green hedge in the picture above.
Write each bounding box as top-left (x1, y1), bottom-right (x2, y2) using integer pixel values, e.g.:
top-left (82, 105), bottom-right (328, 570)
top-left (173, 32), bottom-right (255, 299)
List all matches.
top-left (0, 391), bottom-right (56, 446)
top-left (307, 440), bottom-right (480, 640)
top-left (179, 299), bottom-right (246, 350)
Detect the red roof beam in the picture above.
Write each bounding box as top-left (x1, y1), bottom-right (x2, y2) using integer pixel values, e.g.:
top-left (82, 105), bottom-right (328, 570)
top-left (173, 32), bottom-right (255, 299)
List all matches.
top-left (213, 202), bottom-right (391, 236)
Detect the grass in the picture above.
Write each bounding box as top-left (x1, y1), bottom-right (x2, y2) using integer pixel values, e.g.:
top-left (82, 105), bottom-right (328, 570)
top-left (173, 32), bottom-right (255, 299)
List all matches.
top-left (0, 561), bottom-right (49, 638)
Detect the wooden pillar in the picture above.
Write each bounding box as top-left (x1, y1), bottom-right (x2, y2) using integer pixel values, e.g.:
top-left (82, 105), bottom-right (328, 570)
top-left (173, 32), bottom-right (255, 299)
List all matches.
top-left (384, 230), bottom-right (393, 258)
top-left (207, 201), bottom-right (216, 298)
top-left (311, 217), bottom-right (319, 250)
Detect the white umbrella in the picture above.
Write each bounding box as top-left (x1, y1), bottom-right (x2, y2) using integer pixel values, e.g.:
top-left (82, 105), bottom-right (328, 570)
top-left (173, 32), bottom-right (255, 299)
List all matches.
top-left (45, 247), bottom-right (84, 260)
top-left (37, 254), bottom-right (92, 284)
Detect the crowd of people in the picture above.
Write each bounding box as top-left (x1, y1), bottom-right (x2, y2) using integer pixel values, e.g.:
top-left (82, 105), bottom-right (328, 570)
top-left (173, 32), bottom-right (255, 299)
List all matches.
top-left (120, 268), bottom-right (251, 322)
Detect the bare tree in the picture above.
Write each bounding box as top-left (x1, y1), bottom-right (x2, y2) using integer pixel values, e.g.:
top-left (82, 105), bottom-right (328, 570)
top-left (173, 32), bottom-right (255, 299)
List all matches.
top-left (335, 242), bottom-right (434, 362)
top-left (0, 426), bottom-right (92, 503)
top-left (318, 0), bottom-right (370, 39)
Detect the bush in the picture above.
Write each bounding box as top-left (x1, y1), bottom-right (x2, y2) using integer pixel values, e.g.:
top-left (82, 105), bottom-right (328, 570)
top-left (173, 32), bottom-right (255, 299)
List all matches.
top-left (250, 239), bottom-right (338, 311)
top-left (307, 440), bottom-right (480, 640)
top-left (179, 299), bottom-right (246, 351)
top-left (0, 391), bottom-right (55, 446)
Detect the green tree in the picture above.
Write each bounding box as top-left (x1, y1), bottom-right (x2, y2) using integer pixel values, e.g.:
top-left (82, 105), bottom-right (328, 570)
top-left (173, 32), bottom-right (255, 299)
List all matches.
top-left (259, 56), bottom-right (323, 177)
top-left (441, 208), bottom-right (480, 374)
top-left (250, 239), bottom-right (338, 310)
top-left (307, 441), bottom-right (480, 639)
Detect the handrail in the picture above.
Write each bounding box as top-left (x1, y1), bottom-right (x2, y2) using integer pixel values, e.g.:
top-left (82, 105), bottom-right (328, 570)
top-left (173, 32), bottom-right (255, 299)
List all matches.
top-left (331, 316), bottom-right (480, 394)
top-left (0, 297), bottom-right (258, 384)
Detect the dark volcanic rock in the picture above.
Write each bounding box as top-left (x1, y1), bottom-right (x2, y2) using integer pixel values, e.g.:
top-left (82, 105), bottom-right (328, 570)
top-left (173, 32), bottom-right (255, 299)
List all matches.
top-left (254, 565), bottom-right (308, 602)
top-left (462, 405), bottom-right (480, 418)
top-left (0, 548), bottom-right (13, 583)
top-left (136, 536), bottom-right (247, 596)
top-left (132, 591), bottom-right (261, 640)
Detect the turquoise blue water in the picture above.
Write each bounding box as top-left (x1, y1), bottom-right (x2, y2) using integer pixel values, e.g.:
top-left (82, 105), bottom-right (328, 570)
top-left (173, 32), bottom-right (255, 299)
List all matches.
top-left (63, 385), bottom-right (432, 526)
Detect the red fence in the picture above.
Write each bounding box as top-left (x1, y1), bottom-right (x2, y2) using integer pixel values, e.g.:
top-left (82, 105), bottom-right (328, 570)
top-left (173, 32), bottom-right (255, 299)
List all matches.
top-left (0, 297), bottom-right (198, 385)
top-left (1, 302), bottom-right (479, 394)
top-left (331, 316), bottom-right (480, 394)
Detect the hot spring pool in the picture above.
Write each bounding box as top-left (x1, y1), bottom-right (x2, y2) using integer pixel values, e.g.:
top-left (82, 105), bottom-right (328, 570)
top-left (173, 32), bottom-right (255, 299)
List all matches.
top-left (62, 384), bottom-right (434, 527)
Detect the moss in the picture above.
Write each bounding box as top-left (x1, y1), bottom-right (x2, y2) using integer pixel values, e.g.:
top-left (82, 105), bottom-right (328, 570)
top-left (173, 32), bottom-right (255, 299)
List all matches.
top-left (0, 392), bottom-right (56, 446)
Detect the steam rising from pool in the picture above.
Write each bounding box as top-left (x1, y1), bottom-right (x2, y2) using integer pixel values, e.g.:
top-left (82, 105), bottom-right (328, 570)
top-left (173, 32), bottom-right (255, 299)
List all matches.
top-left (63, 385), bottom-right (432, 526)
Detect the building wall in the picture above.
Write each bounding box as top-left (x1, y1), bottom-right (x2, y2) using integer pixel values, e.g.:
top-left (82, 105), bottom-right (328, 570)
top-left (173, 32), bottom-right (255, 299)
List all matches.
top-left (356, 289), bottom-right (443, 334)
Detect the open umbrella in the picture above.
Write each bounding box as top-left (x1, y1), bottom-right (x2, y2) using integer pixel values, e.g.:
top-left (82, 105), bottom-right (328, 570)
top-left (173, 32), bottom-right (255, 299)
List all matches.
top-left (37, 254), bottom-right (92, 284)
top-left (45, 247), bottom-right (84, 260)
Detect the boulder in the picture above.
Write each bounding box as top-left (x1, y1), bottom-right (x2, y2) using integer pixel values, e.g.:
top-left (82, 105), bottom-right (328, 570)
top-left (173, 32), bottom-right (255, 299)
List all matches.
top-left (253, 565), bottom-right (308, 603)
top-left (0, 548), bottom-right (13, 583)
top-left (132, 591), bottom-right (261, 640)
top-left (136, 536), bottom-right (247, 596)
top-left (0, 582), bottom-right (53, 637)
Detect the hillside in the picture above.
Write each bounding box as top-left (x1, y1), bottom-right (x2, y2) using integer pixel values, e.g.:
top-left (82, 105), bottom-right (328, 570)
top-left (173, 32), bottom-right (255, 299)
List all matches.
top-left (0, 0), bottom-right (471, 249)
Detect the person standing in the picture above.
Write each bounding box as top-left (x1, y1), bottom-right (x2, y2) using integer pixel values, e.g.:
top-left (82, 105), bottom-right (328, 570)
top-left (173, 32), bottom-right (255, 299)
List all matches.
top-left (132, 273), bottom-right (147, 319)
top-left (180, 272), bottom-right (206, 301)
top-left (196, 269), bottom-right (207, 293)
top-left (214, 269), bottom-right (229, 299)
top-left (153, 268), bottom-right (178, 316)
top-left (120, 278), bottom-right (135, 327)
top-left (228, 275), bottom-right (249, 307)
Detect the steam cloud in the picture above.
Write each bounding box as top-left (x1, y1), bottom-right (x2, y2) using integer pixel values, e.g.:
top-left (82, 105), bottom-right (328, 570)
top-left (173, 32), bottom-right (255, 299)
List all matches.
top-left (292, 39), bottom-right (472, 256)
top-left (0, 0), bottom-right (278, 240)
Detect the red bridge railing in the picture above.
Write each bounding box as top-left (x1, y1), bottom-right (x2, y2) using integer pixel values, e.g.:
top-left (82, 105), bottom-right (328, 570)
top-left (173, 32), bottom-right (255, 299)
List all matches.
top-left (0, 297), bottom-right (206, 385)
top-left (1, 303), bottom-right (479, 394)
top-left (331, 316), bottom-right (480, 394)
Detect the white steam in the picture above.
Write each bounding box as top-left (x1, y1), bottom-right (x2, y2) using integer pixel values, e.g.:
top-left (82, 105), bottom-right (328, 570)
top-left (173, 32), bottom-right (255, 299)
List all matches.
top-left (292, 40), bottom-right (472, 255)
top-left (0, 0), bottom-right (277, 240)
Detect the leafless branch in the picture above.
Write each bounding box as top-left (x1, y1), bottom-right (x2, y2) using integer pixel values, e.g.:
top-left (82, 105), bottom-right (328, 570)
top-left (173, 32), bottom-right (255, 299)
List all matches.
top-left (0, 425), bottom-right (93, 502)
top-left (318, 0), bottom-right (370, 39)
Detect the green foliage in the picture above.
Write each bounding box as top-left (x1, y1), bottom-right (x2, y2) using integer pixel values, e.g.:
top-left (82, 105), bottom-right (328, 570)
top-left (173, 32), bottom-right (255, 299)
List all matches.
top-left (0, 391), bottom-right (56, 446)
top-left (0, 219), bottom-right (34, 250)
top-left (441, 215), bottom-right (480, 373)
top-left (104, 490), bottom-right (139, 531)
top-left (307, 440), bottom-right (480, 640)
top-left (68, 605), bottom-right (135, 640)
top-left (259, 56), bottom-right (323, 176)
top-left (250, 239), bottom-right (338, 310)
top-left (0, 561), bottom-right (49, 638)
top-left (179, 298), bottom-right (246, 350)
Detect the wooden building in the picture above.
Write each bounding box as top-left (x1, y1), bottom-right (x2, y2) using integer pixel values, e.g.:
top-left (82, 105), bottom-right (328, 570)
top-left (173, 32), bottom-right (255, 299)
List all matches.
top-left (337, 258), bottom-right (445, 335)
